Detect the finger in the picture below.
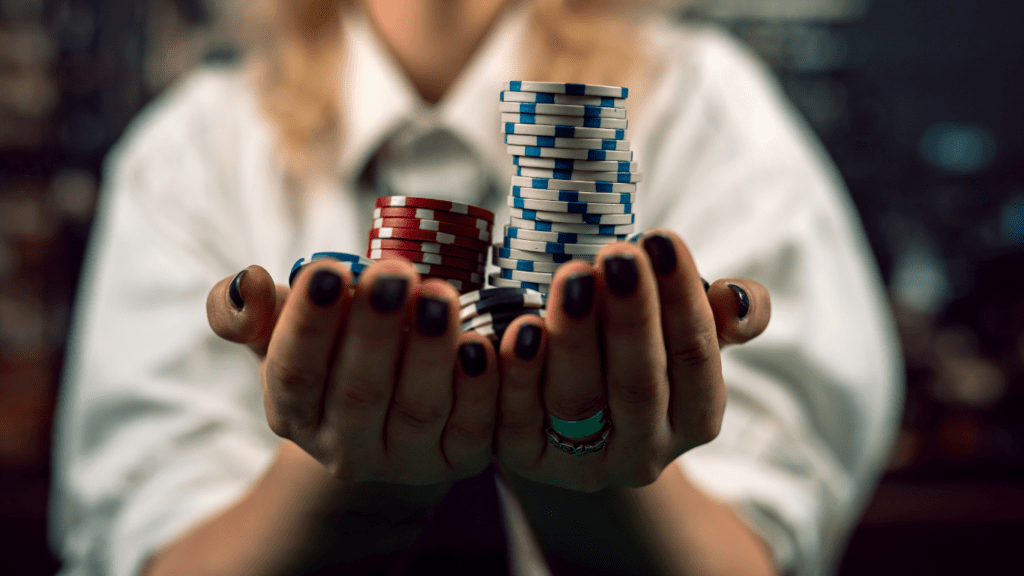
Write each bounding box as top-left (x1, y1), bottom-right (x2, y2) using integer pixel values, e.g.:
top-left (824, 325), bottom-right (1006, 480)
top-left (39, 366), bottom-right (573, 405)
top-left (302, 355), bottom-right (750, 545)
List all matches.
top-left (322, 260), bottom-right (417, 480)
top-left (206, 265), bottom-right (286, 358)
top-left (544, 262), bottom-right (606, 455)
top-left (707, 279), bottom-right (772, 347)
top-left (594, 243), bottom-right (672, 477)
top-left (496, 316), bottom-right (548, 469)
top-left (387, 279), bottom-right (461, 480)
top-left (442, 331), bottom-right (501, 477)
top-left (639, 230), bottom-right (726, 449)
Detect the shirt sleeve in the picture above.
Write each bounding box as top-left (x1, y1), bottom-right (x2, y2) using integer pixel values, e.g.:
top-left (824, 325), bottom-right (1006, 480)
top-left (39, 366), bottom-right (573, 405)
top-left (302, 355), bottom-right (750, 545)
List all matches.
top-left (49, 71), bottom-right (281, 576)
top-left (640, 29), bottom-right (904, 576)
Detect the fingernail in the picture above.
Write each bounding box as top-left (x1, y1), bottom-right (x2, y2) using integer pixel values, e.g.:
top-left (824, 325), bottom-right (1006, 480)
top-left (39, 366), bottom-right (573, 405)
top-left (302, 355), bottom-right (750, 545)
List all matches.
top-left (514, 323), bottom-right (542, 360)
top-left (643, 234), bottom-right (677, 276)
top-left (701, 277), bottom-right (710, 293)
top-left (370, 275), bottom-right (408, 314)
top-left (459, 342), bottom-right (487, 377)
top-left (562, 273), bottom-right (595, 318)
top-left (417, 297), bottom-right (450, 337)
top-left (309, 270), bottom-right (342, 307)
top-left (729, 284), bottom-right (750, 319)
top-left (229, 270), bottom-right (246, 310)
top-left (604, 255), bottom-right (639, 296)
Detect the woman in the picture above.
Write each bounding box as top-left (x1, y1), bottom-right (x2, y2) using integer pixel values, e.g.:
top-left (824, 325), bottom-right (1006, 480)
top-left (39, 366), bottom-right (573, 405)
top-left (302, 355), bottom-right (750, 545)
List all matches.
top-left (50, 0), bottom-right (903, 574)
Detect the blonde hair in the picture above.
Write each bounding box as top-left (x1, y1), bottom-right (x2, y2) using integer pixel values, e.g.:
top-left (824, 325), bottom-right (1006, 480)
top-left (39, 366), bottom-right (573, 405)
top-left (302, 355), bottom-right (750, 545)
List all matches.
top-left (237, 0), bottom-right (656, 178)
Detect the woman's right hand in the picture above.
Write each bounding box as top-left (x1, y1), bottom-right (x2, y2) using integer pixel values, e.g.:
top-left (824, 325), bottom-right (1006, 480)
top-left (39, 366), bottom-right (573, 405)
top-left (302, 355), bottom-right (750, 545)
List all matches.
top-left (206, 259), bottom-right (500, 487)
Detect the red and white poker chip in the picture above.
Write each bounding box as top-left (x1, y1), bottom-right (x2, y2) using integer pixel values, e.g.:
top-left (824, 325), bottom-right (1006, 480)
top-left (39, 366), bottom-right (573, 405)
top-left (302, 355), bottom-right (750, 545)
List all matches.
top-left (372, 218), bottom-right (491, 242)
top-left (368, 227), bottom-right (490, 251)
top-left (375, 196), bottom-right (495, 222)
top-left (368, 249), bottom-right (485, 273)
top-left (366, 238), bottom-right (487, 263)
top-left (372, 207), bottom-right (493, 231)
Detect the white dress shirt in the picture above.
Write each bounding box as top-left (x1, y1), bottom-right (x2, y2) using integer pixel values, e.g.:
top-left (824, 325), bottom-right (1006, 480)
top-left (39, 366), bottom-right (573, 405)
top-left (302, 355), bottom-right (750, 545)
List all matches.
top-left (49, 4), bottom-right (904, 576)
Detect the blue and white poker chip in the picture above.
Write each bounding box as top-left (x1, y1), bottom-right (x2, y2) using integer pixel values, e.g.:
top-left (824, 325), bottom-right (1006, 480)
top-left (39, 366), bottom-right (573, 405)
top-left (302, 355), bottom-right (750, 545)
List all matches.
top-left (505, 81), bottom-right (628, 99)
top-left (516, 166), bottom-right (642, 183)
top-left (509, 216), bottom-right (637, 235)
top-left (510, 207), bottom-right (636, 225)
top-left (512, 156), bottom-right (639, 172)
top-left (500, 90), bottom-right (626, 108)
top-left (498, 102), bottom-right (627, 118)
top-left (505, 134), bottom-right (631, 150)
top-left (487, 273), bottom-right (552, 293)
top-left (462, 308), bottom-right (545, 331)
top-left (510, 175), bottom-right (637, 193)
top-left (503, 237), bottom-right (606, 255)
top-left (510, 186), bottom-right (635, 204)
top-left (498, 268), bottom-right (557, 284)
top-left (289, 252), bottom-right (374, 287)
top-left (492, 256), bottom-right (566, 274)
top-left (494, 246), bottom-right (594, 263)
top-left (505, 226), bottom-right (626, 245)
top-left (502, 123), bottom-right (625, 140)
top-left (501, 113), bottom-right (628, 130)
top-left (507, 196), bottom-right (633, 214)
top-left (506, 145), bottom-right (633, 162)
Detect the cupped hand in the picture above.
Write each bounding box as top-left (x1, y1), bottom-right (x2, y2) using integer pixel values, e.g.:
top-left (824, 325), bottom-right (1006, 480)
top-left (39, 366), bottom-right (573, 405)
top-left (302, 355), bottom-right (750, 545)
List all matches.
top-left (206, 260), bottom-right (501, 486)
top-left (494, 229), bottom-right (771, 492)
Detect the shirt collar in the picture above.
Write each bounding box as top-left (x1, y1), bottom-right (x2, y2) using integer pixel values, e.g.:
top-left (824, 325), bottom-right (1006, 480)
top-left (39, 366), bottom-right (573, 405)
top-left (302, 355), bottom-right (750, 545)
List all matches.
top-left (336, 1), bottom-right (530, 180)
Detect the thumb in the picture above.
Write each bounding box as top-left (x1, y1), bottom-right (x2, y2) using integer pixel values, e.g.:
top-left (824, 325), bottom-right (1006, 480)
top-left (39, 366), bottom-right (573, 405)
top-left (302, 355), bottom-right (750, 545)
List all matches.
top-left (206, 265), bottom-right (288, 358)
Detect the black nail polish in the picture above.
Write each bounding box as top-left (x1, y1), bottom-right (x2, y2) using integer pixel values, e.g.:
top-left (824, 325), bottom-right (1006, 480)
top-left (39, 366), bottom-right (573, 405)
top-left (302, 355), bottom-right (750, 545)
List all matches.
top-left (729, 284), bottom-right (750, 319)
top-left (701, 278), bottom-right (710, 293)
top-left (562, 274), bottom-right (595, 318)
top-left (604, 255), bottom-right (639, 296)
top-left (229, 270), bottom-right (246, 310)
top-left (514, 323), bottom-right (542, 360)
top-left (370, 276), bottom-right (408, 314)
top-left (309, 270), bottom-right (342, 307)
top-left (459, 342), bottom-right (487, 377)
top-left (417, 297), bottom-right (449, 337)
top-left (643, 234), bottom-right (678, 276)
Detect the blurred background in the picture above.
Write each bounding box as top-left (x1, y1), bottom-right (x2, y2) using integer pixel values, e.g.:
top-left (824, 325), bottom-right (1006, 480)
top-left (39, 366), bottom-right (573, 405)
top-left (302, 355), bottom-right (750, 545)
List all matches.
top-left (1, 0), bottom-right (1021, 573)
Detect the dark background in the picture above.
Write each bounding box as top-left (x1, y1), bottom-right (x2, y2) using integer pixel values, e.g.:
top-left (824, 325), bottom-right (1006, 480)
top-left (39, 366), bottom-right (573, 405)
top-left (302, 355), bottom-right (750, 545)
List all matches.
top-left (1, 0), bottom-right (1022, 574)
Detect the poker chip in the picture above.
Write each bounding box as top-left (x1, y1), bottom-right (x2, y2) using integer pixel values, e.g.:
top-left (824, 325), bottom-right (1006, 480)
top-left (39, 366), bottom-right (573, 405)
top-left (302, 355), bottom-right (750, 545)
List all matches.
top-left (374, 196), bottom-right (495, 222)
top-left (373, 207), bottom-right (492, 231)
top-left (509, 216), bottom-right (637, 235)
top-left (512, 156), bottom-right (639, 172)
top-left (367, 238), bottom-right (487, 263)
top-left (505, 225), bottom-right (626, 245)
top-left (498, 102), bottom-right (627, 118)
top-left (407, 262), bottom-right (483, 284)
top-left (460, 287), bottom-right (532, 307)
top-left (372, 218), bottom-right (491, 242)
top-left (510, 186), bottom-right (635, 204)
top-left (510, 207), bottom-right (636, 225)
top-left (368, 249), bottom-right (484, 273)
top-left (487, 273), bottom-right (552, 293)
top-left (492, 256), bottom-right (566, 274)
top-left (502, 123), bottom-right (625, 140)
top-left (368, 227), bottom-right (489, 251)
top-left (510, 175), bottom-right (637, 193)
top-left (504, 81), bottom-right (629, 98)
top-left (503, 237), bottom-right (607, 255)
top-left (501, 113), bottom-right (628, 130)
top-left (466, 319), bottom-right (531, 342)
top-left (506, 145), bottom-right (633, 162)
top-left (507, 196), bottom-right (633, 214)
top-left (494, 246), bottom-right (593, 263)
top-left (500, 90), bottom-right (626, 108)
top-left (461, 308), bottom-right (545, 332)
top-left (498, 267), bottom-right (557, 284)
top-left (515, 166), bottom-right (642, 183)
top-left (460, 290), bottom-right (547, 321)
top-left (505, 134), bottom-right (631, 150)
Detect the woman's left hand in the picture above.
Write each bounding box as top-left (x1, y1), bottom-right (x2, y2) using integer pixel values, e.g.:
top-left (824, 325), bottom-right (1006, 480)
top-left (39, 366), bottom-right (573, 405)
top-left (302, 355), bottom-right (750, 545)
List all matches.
top-left (494, 229), bottom-right (771, 492)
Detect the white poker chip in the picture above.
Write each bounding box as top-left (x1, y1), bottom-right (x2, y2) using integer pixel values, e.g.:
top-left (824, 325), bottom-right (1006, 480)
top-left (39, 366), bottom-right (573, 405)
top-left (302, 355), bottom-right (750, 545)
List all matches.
top-left (507, 196), bottom-right (632, 215)
top-left (505, 226), bottom-right (626, 245)
top-left (498, 102), bottom-right (627, 118)
top-left (492, 256), bottom-right (567, 274)
top-left (507, 145), bottom-right (633, 162)
top-left (461, 308), bottom-right (545, 331)
top-left (513, 156), bottom-right (639, 172)
top-left (494, 246), bottom-right (594, 263)
top-left (500, 90), bottom-right (626, 108)
top-left (504, 81), bottom-right (628, 98)
top-left (509, 216), bottom-right (637, 235)
top-left (510, 207), bottom-right (636, 225)
top-left (501, 113), bottom-right (628, 130)
top-left (510, 186), bottom-right (635, 204)
top-left (502, 123), bottom-right (625, 140)
top-left (497, 267), bottom-right (558, 284)
top-left (510, 175), bottom-right (637, 193)
top-left (516, 166), bottom-right (642, 183)
top-left (488, 273), bottom-right (552, 293)
top-left (503, 237), bottom-right (607, 255)
top-left (460, 290), bottom-right (547, 321)
top-left (505, 134), bottom-right (631, 150)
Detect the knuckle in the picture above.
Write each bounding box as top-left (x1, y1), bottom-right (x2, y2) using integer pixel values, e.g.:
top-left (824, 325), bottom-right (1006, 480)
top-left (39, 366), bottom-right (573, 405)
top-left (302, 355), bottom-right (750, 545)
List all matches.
top-left (446, 417), bottom-right (495, 444)
top-left (391, 397), bottom-right (446, 429)
top-left (264, 357), bottom-right (321, 393)
top-left (337, 375), bottom-right (389, 411)
top-left (668, 328), bottom-right (717, 368)
top-left (549, 395), bottom-right (606, 422)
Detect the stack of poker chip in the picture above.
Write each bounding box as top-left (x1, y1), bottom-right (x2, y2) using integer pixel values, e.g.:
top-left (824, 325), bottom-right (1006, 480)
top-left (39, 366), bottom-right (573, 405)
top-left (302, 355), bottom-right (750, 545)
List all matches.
top-left (459, 287), bottom-right (547, 344)
top-left (492, 80), bottom-right (639, 294)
